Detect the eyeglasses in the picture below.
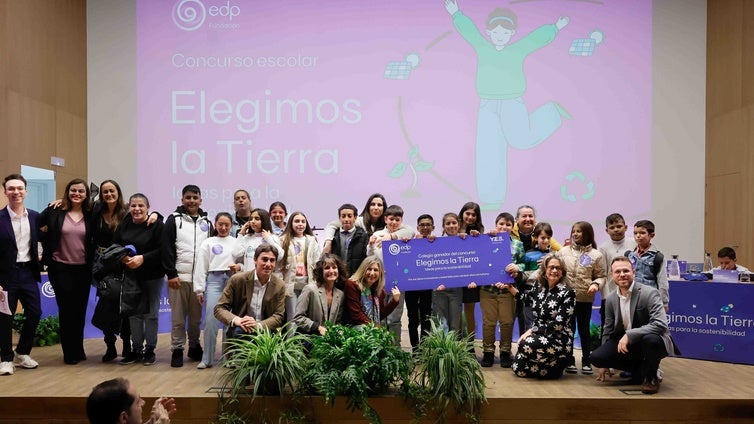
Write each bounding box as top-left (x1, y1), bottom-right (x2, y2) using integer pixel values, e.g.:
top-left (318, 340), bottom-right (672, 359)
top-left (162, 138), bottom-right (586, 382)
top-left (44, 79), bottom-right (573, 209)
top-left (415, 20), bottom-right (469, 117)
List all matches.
top-left (418, 223), bottom-right (434, 227)
top-left (546, 266), bottom-right (562, 271)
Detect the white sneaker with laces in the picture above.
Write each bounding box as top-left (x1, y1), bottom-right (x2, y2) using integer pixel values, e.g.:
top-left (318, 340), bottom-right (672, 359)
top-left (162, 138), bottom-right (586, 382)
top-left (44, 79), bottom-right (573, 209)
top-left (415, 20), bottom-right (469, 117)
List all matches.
top-left (14, 353), bottom-right (39, 369)
top-left (0, 361), bottom-right (14, 375)
top-left (197, 361), bottom-right (208, 369)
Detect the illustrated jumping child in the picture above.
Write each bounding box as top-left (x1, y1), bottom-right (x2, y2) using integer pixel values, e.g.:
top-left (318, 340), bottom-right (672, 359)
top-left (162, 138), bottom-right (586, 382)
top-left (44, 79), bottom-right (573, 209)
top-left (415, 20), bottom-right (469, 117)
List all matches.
top-left (444, 0), bottom-right (571, 209)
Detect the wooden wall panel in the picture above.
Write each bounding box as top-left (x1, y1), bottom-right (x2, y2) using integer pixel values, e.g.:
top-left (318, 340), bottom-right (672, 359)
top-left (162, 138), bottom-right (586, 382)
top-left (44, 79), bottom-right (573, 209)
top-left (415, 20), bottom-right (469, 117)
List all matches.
top-left (7, 90), bottom-right (56, 169)
top-left (742, 2), bottom-right (754, 107)
top-left (53, 0), bottom-right (86, 117)
top-left (0, 0), bottom-right (87, 199)
top-left (706, 0), bottom-right (754, 270)
top-left (705, 109), bottom-right (746, 177)
top-left (4, 0), bottom-right (57, 106)
top-left (706, 0), bottom-right (743, 118)
top-left (705, 173), bottom-right (745, 260)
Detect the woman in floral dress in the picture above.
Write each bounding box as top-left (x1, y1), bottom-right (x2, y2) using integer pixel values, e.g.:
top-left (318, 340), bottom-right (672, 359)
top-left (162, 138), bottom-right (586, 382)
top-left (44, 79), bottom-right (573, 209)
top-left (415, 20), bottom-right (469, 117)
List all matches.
top-left (509, 254), bottom-right (576, 379)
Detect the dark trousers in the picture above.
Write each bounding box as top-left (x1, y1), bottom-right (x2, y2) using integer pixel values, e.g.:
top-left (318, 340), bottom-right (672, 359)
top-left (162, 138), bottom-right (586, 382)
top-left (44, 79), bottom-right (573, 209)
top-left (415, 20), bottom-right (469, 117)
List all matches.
top-left (0, 265), bottom-right (41, 362)
top-left (405, 290), bottom-right (432, 348)
top-left (104, 319), bottom-right (131, 348)
top-left (48, 261), bottom-right (91, 363)
top-left (591, 333), bottom-right (668, 380)
top-left (569, 301), bottom-right (593, 365)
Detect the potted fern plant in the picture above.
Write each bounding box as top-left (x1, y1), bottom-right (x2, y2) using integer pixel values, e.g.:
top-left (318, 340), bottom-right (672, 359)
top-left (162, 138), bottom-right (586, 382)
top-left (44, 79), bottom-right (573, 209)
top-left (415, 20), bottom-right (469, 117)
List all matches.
top-left (409, 319), bottom-right (486, 423)
top-left (304, 324), bottom-right (411, 423)
top-left (220, 326), bottom-right (308, 399)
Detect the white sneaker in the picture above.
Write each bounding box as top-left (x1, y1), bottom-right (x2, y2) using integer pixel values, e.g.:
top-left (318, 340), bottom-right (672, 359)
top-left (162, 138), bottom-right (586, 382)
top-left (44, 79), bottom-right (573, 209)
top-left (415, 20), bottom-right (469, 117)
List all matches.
top-left (14, 353), bottom-right (39, 369)
top-left (0, 361), bottom-right (14, 375)
top-left (197, 361), bottom-right (208, 369)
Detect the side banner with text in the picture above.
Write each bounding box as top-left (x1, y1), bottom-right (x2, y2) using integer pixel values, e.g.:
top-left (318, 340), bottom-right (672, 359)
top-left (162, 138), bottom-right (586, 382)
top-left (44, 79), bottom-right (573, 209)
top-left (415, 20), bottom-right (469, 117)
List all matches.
top-left (668, 281), bottom-right (754, 365)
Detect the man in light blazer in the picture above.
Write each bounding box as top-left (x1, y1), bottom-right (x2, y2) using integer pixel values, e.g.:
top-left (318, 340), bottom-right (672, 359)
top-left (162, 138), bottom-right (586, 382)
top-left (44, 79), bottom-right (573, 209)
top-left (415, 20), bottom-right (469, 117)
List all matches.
top-left (0, 174), bottom-right (42, 375)
top-left (214, 244), bottom-right (286, 335)
top-left (592, 256), bottom-right (678, 394)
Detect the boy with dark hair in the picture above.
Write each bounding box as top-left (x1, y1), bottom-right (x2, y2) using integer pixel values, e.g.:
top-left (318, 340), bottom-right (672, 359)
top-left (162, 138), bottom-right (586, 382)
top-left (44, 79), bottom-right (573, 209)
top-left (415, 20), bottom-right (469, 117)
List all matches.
top-left (626, 220), bottom-right (669, 310)
top-left (330, 204), bottom-right (368, 277)
top-left (405, 214), bottom-right (435, 350)
top-left (714, 246), bottom-right (750, 272)
top-left (369, 205), bottom-right (414, 344)
top-left (598, 213), bottom-right (635, 329)
top-left (162, 185), bottom-right (212, 367)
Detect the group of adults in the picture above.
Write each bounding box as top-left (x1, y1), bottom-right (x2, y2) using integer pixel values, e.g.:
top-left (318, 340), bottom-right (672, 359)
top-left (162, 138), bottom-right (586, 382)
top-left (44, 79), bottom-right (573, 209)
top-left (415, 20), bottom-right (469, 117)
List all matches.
top-left (1, 174), bottom-right (676, 397)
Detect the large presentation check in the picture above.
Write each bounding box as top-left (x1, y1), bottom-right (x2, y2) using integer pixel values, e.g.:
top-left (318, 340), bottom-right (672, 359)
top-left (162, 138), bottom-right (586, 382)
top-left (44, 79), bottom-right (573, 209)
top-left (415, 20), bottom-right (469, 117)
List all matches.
top-left (381, 235), bottom-right (513, 291)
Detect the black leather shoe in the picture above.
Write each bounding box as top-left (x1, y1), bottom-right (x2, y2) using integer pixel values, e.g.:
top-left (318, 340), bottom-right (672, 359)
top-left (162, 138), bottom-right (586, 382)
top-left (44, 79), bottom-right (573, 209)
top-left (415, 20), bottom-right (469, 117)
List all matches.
top-left (102, 345), bottom-right (118, 362)
top-left (500, 351), bottom-right (513, 368)
top-left (641, 377), bottom-right (660, 394)
top-left (171, 349), bottom-right (184, 368)
top-left (187, 345), bottom-right (203, 361)
top-left (480, 352), bottom-right (494, 367)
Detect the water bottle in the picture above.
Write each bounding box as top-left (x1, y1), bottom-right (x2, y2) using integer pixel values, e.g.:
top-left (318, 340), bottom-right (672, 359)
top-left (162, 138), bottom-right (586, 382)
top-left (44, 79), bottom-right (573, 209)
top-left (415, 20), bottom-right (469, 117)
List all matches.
top-left (703, 252), bottom-right (714, 272)
top-left (668, 255), bottom-right (681, 280)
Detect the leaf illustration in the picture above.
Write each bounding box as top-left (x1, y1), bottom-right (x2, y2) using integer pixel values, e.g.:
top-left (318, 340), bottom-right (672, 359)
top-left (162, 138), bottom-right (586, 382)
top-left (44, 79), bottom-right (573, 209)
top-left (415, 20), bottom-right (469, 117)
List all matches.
top-left (388, 162), bottom-right (408, 178)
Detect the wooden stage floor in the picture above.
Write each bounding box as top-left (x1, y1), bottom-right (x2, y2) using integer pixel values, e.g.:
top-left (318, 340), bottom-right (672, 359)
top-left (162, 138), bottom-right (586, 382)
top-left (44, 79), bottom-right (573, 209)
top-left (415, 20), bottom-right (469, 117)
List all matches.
top-left (1, 334), bottom-right (754, 423)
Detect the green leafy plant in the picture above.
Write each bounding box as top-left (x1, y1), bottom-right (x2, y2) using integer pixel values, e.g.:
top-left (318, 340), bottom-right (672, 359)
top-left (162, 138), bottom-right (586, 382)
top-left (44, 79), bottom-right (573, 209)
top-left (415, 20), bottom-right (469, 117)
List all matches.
top-left (13, 313), bottom-right (60, 346)
top-left (220, 326), bottom-right (308, 400)
top-left (589, 322), bottom-right (602, 350)
top-left (409, 319), bottom-right (486, 423)
top-left (304, 324), bottom-right (411, 423)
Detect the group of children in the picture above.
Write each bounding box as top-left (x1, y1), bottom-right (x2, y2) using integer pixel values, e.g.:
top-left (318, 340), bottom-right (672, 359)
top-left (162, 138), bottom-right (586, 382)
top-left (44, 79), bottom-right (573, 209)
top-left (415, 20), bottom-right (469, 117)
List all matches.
top-left (109, 184), bottom-right (672, 372)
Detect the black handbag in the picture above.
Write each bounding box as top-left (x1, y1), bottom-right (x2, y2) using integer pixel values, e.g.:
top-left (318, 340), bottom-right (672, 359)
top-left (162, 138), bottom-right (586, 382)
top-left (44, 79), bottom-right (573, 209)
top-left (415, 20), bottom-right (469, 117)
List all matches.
top-left (96, 272), bottom-right (124, 302)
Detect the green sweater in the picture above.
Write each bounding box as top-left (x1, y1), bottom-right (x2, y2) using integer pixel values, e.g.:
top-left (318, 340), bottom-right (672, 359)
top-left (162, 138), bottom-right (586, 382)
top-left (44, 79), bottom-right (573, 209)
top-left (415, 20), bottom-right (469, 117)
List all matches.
top-left (452, 11), bottom-right (558, 99)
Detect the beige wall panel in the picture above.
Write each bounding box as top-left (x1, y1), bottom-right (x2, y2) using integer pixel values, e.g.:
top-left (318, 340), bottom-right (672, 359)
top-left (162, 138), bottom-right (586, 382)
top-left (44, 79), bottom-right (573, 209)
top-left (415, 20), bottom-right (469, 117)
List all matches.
top-left (53, 0), bottom-right (87, 117)
top-left (54, 170), bottom-right (83, 198)
top-left (705, 109), bottom-right (747, 177)
top-left (7, 90), bottom-right (56, 170)
top-left (704, 173), bottom-right (744, 259)
top-left (743, 1), bottom-right (754, 107)
top-left (706, 0), bottom-right (743, 118)
top-left (5, 0), bottom-right (57, 106)
top-left (0, 1), bottom-right (9, 177)
top-left (55, 110), bottom-right (87, 178)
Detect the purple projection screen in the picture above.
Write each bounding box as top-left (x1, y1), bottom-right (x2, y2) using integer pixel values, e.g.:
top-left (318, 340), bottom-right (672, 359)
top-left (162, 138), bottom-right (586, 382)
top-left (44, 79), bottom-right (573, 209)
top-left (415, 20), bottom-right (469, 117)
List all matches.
top-left (137, 0), bottom-right (651, 230)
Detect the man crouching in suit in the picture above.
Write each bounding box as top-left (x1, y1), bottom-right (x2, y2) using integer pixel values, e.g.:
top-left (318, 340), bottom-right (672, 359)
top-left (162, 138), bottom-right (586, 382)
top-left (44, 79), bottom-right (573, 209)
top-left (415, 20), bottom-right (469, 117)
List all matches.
top-left (592, 256), bottom-right (679, 394)
top-left (214, 245), bottom-right (286, 335)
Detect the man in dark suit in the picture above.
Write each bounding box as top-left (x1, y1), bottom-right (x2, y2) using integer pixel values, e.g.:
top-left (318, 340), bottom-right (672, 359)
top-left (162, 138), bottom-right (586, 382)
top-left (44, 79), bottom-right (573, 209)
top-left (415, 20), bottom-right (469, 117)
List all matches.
top-left (330, 204), bottom-right (368, 277)
top-left (0, 174), bottom-right (42, 375)
top-left (214, 244), bottom-right (286, 334)
top-left (592, 256), bottom-right (678, 394)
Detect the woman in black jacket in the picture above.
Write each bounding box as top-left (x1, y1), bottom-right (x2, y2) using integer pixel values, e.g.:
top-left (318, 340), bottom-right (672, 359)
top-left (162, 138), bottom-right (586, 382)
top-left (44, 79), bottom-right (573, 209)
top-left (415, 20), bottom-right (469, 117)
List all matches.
top-left (39, 178), bottom-right (93, 365)
top-left (113, 193), bottom-right (165, 366)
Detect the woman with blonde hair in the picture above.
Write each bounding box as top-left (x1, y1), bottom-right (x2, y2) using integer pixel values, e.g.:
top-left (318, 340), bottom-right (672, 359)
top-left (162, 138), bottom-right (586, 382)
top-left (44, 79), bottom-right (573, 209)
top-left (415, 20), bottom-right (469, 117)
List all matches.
top-left (342, 256), bottom-right (400, 329)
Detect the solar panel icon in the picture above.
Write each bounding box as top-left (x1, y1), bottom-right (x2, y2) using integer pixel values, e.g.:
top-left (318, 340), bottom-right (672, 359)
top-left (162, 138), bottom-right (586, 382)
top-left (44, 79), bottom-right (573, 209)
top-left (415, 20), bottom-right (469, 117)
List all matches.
top-left (384, 53), bottom-right (420, 80)
top-left (569, 30), bottom-right (604, 57)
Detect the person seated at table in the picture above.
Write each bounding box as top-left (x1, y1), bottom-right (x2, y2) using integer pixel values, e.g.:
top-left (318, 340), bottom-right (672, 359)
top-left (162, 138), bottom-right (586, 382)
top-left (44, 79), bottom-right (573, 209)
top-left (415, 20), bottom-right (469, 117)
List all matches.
top-left (713, 247), bottom-right (750, 273)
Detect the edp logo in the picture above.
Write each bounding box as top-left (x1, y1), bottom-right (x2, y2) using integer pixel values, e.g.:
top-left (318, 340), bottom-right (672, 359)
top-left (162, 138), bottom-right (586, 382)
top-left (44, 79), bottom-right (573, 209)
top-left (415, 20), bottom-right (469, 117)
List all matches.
top-left (41, 281), bottom-right (56, 298)
top-left (173, 0), bottom-right (240, 31)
